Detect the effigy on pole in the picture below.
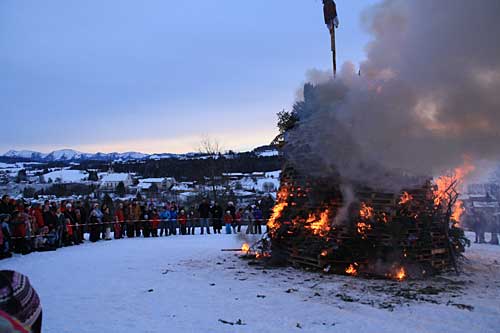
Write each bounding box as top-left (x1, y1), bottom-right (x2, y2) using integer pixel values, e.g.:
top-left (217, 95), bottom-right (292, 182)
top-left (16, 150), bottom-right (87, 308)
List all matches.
top-left (322, 0), bottom-right (339, 78)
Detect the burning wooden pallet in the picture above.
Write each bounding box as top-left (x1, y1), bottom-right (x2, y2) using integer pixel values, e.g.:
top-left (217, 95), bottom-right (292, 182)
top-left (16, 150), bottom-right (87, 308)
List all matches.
top-left (267, 166), bottom-right (466, 279)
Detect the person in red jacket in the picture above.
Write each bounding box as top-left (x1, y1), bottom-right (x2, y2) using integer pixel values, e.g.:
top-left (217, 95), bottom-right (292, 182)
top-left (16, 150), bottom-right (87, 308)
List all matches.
top-left (151, 209), bottom-right (160, 237)
top-left (10, 208), bottom-right (30, 254)
top-left (114, 203), bottom-right (125, 239)
top-left (178, 210), bottom-right (187, 235)
top-left (29, 203), bottom-right (44, 230)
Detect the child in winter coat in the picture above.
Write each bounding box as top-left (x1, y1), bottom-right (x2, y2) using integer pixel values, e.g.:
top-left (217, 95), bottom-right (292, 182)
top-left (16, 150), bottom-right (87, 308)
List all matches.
top-left (178, 210), bottom-right (187, 235)
top-left (224, 211), bottom-right (233, 234)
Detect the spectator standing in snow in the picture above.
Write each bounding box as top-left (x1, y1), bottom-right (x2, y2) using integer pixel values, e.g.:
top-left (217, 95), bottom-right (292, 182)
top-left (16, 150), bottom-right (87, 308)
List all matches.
top-left (54, 208), bottom-right (65, 248)
top-left (102, 206), bottom-right (113, 240)
top-left (198, 199), bottom-right (211, 235)
top-left (131, 202), bottom-right (142, 238)
top-left (253, 206), bottom-right (263, 234)
top-left (141, 204), bottom-right (150, 238)
top-left (151, 209), bottom-right (160, 237)
top-left (178, 210), bottom-right (187, 235)
top-left (168, 206), bottom-right (178, 236)
top-left (186, 207), bottom-right (196, 235)
top-left (89, 203), bottom-right (103, 242)
top-left (244, 206), bottom-right (254, 234)
top-left (234, 208), bottom-right (243, 233)
top-left (114, 203), bottom-right (125, 239)
top-left (224, 210), bottom-right (233, 234)
top-left (211, 202), bottom-right (223, 234)
top-left (159, 207), bottom-right (170, 236)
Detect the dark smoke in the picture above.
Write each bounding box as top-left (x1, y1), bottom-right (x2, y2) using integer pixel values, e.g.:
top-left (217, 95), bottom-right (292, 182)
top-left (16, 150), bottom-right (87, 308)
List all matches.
top-left (285, 0), bottom-right (500, 191)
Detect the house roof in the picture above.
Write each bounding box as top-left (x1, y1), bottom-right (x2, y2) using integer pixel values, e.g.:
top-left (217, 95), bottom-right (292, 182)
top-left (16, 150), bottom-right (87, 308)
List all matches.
top-left (101, 173), bottom-right (131, 182)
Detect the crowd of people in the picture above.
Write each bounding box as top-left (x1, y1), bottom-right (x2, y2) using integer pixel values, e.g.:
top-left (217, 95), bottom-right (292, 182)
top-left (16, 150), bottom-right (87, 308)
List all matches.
top-left (465, 210), bottom-right (500, 245)
top-left (0, 194), bottom-right (275, 258)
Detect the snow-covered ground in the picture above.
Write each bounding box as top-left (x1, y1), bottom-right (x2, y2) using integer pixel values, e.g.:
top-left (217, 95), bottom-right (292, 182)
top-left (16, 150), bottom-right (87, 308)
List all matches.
top-left (0, 233), bottom-right (499, 333)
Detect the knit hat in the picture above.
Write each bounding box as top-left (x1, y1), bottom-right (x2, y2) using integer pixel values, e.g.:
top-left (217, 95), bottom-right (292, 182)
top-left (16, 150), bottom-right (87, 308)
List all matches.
top-left (0, 271), bottom-right (42, 330)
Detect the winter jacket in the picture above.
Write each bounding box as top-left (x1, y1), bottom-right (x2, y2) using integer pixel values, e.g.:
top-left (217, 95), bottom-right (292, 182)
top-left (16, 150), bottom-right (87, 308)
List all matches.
top-left (30, 208), bottom-right (45, 228)
top-left (151, 214), bottom-right (160, 229)
top-left (226, 205), bottom-right (236, 219)
top-left (169, 210), bottom-right (178, 221)
top-left (211, 205), bottom-right (223, 219)
top-left (253, 209), bottom-right (263, 222)
top-left (114, 209), bottom-right (125, 222)
top-left (11, 214), bottom-right (28, 238)
top-left (243, 210), bottom-right (254, 223)
top-left (160, 211), bottom-right (171, 221)
top-left (42, 211), bottom-right (57, 230)
top-left (235, 211), bottom-right (242, 225)
top-left (178, 214), bottom-right (187, 226)
top-left (198, 203), bottom-right (211, 218)
top-left (223, 214), bottom-right (233, 225)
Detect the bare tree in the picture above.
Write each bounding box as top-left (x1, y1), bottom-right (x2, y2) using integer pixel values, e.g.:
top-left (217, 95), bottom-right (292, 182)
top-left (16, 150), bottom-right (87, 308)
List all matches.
top-left (199, 137), bottom-right (224, 202)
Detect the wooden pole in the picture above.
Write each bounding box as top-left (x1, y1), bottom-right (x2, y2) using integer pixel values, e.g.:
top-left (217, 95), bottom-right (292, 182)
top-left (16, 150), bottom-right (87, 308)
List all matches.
top-left (330, 27), bottom-right (337, 79)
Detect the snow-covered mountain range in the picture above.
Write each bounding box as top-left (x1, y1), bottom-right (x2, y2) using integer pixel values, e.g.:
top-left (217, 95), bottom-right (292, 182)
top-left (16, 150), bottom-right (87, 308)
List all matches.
top-left (2, 149), bottom-right (177, 162)
top-left (2, 147), bottom-right (279, 162)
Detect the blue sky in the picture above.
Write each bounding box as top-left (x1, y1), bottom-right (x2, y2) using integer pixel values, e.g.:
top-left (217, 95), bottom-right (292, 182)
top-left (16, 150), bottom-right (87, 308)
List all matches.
top-left (0, 0), bottom-right (378, 154)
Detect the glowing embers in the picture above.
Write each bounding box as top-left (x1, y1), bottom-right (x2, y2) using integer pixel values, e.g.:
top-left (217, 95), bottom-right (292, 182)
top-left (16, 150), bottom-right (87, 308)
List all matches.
top-left (399, 192), bottom-right (413, 205)
top-left (359, 202), bottom-right (374, 220)
top-left (345, 263), bottom-right (358, 276)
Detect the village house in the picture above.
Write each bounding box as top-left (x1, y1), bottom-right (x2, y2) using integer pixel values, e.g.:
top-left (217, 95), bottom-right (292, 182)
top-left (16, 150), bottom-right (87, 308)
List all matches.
top-left (100, 173), bottom-right (134, 191)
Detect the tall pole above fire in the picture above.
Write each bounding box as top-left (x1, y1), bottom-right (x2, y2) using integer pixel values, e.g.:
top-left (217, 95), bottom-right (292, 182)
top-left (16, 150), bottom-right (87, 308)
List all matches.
top-left (323, 0), bottom-right (340, 79)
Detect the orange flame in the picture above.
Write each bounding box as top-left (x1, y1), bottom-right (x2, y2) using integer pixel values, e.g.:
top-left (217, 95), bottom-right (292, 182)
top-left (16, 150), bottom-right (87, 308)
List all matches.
top-left (345, 264), bottom-right (358, 276)
top-left (306, 209), bottom-right (331, 236)
top-left (395, 267), bottom-right (406, 281)
top-left (320, 250), bottom-right (328, 257)
top-left (267, 187), bottom-right (289, 233)
top-left (399, 192), bottom-right (413, 205)
top-left (434, 157), bottom-right (475, 225)
top-left (241, 243), bottom-right (250, 252)
top-left (357, 222), bottom-right (372, 239)
top-left (451, 200), bottom-right (465, 223)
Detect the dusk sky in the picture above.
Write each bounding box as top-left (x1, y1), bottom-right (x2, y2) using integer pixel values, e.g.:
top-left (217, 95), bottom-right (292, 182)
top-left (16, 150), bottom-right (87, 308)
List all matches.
top-left (0, 0), bottom-right (377, 154)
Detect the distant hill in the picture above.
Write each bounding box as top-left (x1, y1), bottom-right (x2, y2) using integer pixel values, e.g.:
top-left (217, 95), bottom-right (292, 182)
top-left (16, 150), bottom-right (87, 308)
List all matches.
top-left (1, 146), bottom-right (280, 163)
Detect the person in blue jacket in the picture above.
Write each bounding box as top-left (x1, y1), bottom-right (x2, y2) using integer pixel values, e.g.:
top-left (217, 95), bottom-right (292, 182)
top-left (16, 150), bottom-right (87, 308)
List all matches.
top-left (168, 206), bottom-right (178, 236)
top-left (253, 206), bottom-right (263, 234)
top-left (159, 207), bottom-right (170, 237)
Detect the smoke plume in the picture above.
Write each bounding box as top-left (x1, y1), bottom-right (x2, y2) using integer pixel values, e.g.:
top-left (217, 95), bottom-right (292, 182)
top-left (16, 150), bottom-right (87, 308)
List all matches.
top-left (285, 0), bottom-right (500, 191)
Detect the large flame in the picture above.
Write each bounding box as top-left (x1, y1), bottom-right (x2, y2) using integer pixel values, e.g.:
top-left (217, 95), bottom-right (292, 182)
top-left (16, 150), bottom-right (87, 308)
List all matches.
top-left (267, 187), bottom-right (289, 233)
top-left (434, 157), bottom-right (475, 225)
top-left (241, 243), bottom-right (250, 252)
